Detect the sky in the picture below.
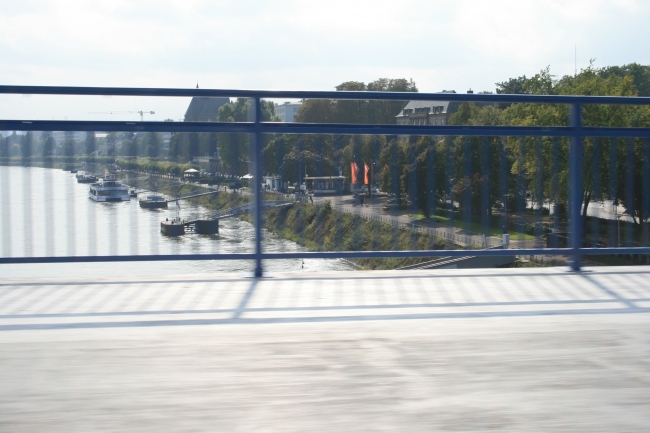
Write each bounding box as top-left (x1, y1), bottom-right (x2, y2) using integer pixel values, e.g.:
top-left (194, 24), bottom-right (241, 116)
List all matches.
top-left (1, 0), bottom-right (649, 122)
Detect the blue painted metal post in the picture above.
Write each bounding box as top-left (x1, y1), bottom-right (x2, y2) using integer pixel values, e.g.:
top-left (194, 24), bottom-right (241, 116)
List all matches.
top-left (253, 97), bottom-right (264, 277)
top-left (569, 103), bottom-right (583, 271)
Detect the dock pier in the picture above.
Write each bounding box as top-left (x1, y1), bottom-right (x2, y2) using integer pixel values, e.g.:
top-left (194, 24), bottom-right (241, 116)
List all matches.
top-left (160, 218), bottom-right (219, 236)
top-left (160, 201), bottom-right (292, 237)
top-left (160, 219), bottom-right (186, 236)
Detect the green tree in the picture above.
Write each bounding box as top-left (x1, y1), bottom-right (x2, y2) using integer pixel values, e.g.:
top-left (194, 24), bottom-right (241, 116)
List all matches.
top-left (85, 132), bottom-right (96, 155)
top-left (6, 132), bottom-right (20, 156)
top-left (501, 63), bottom-right (648, 227)
top-left (62, 138), bottom-right (75, 159)
top-left (296, 78), bottom-right (418, 124)
top-left (366, 78), bottom-right (418, 124)
top-left (200, 132), bottom-right (219, 157)
top-left (262, 135), bottom-right (293, 176)
top-left (121, 134), bottom-right (137, 157)
top-left (217, 98), bottom-right (278, 174)
top-left (0, 137), bottom-right (7, 158)
top-left (334, 81), bottom-right (369, 124)
top-left (21, 131), bottom-right (33, 159)
top-left (42, 134), bottom-right (54, 157)
top-left (407, 137), bottom-right (446, 217)
top-left (615, 138), bottom-right (650, 225)
top-left (168, 133), bottom-right (182, 161)
top-left (443, 106), bottom-right (508, 222)
top-left (496, 75), bottom-right (530, 95)
top-left (186, 132), bottom-right (199, 161)
top-left (144, 132), bottom-right (161, 158)
top-left (105, 132), bottom-right (118, 156)
top-left (294, 99), bottom-right (334, 123)
top-left (379, 139), bottom-right (406, 200)
top-left (599, 63), bottom-right (650, 96)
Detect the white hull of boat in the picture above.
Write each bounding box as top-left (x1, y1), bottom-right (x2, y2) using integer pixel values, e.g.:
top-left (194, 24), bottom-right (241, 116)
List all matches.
top-left (89, 194), bottom-right (131, 202)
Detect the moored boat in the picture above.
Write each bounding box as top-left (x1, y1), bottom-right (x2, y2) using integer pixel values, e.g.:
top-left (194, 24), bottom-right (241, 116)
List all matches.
top-left (139, 195), bottom-right (168, 208)
top-left (89, 176), bottom-right (130, 202)
top-left (76, 172), bottom-right (98, 183)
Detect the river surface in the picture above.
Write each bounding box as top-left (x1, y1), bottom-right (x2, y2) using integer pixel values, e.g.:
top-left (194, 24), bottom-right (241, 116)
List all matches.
top-left (0, 166), bottom-right (353, 278)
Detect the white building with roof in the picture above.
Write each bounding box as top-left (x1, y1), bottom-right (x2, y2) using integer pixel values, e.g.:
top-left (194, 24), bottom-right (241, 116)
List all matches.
top-left (274, 101), bottom-right (302, 122)
top-left (395, 90), bottom-right (493, 126)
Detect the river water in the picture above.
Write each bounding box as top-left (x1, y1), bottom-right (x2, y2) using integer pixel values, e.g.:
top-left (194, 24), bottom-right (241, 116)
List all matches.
top-left (0, 166), bottom-right (353, 278)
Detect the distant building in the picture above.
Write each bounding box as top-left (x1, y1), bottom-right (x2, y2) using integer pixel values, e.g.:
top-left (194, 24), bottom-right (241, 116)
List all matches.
top-left (395, 90), bottom-right (492, 126)
top-left (304, 176), bottom-right (346, 195)
top-left (52, 131), bottom-right (88, 146)
top-left (184, 85), bottom-right (230, 122)
top-left (183, 168), bottom-right (200, 180)
top-left (192, 156), bottom-right (220, 173)
top-left (263, 175), bottom-right (287, 192)
top-left (274, 101), bottom-right (302, 122)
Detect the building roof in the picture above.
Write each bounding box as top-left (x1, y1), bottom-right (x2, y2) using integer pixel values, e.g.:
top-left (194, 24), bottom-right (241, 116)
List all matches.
top-left (184, 97), bottom-right (231, 122)
top-left (395, 91), bottom-right (492, 118)
top-left (396, 100), bottom-right (461, 118)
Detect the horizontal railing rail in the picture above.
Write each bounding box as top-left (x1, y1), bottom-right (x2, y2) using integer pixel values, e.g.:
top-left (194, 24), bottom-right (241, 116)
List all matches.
top-left (2, 84), bottom-right (650, 105)
top-left (1, 85), bottom-right (650, 275)
top-left (2, 120), bottom-right (650, 139)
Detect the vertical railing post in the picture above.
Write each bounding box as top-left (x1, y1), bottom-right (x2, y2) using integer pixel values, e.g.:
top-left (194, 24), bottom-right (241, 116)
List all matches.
top-left (253, 97), bottom-right (264, 277)
top-left (569, 103), bottom-right (583, 271)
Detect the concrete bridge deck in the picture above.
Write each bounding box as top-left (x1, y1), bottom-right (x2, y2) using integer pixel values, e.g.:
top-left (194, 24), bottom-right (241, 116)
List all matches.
top-left (1, 267), bottom-right (649, 432)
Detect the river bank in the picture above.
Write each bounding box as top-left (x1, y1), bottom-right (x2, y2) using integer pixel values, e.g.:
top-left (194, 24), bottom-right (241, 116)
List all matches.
top-left (143, 178), bottom-right (455, 270)
top-left (241, 200), bottom-right (457, 270)
top-left (139, 176), bottom-right (462, 270)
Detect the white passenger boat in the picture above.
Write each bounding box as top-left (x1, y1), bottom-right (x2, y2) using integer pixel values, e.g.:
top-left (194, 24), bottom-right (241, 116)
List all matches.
top-left (89, 176), bottom-right (130, 202)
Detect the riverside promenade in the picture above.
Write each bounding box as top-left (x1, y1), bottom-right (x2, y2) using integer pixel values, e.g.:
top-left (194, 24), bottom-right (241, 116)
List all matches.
top-left (1, 267), bottom-right (650, 432)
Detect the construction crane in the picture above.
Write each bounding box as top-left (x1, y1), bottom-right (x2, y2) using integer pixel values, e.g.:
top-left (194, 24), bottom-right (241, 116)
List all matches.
top-left (88, 110), bottom-right (155, 121)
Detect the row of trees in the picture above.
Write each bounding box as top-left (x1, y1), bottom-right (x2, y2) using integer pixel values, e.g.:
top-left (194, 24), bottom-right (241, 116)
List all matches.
top-left (167, 99), bottom-right (278, 170)
top-left (257, 66), bottom-right (650, 229)
top-left (3, 68), bottom-right (648, 230)
top-left (296, 78), bottom-right (418, 124)
top-left (115, 159), bottom-right (199, 177)
top-left (489, 63), bottom-right (650, 226)
top-left (0, 131), bottom-right (100, 159)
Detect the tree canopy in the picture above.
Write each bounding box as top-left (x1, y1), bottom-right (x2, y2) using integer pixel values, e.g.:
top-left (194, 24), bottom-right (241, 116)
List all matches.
top-left (296, 78), bottom-right (418, 124)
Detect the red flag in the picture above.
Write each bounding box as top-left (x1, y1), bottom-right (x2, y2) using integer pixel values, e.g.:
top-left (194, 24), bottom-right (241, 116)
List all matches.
top-left (351, 162), bottom-right (359, 184)
top-left (364, 163), bottom-right (370, 185)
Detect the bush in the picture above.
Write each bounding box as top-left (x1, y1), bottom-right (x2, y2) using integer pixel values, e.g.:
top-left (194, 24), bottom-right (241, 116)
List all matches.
top-left (116, 158), bottom-right (200, 177)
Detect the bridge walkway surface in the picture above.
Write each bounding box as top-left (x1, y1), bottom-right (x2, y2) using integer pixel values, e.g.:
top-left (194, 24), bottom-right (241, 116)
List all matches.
top-left (1, 267), bottom-right (649, 431)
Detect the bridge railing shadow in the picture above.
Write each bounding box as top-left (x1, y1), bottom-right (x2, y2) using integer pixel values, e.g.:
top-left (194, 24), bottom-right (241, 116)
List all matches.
top-left (0, 268), bottom-right (648, 330)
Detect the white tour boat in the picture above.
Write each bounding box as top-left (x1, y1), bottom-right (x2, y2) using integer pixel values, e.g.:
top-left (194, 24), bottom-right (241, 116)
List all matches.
top-left (89, 176), bottom-right (130, 202)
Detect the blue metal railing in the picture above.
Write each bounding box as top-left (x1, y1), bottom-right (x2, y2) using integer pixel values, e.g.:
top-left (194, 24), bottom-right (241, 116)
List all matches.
top-left (1, 85), bottom-right (650, 275)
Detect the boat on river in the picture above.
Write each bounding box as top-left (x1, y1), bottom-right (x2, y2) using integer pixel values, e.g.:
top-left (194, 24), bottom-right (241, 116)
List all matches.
top-left (139, 194), bottom-right (168, 208)
top-left (76, 172), bottom-right (98, 183)
top-left (89, 176), bottom-right (130, 202)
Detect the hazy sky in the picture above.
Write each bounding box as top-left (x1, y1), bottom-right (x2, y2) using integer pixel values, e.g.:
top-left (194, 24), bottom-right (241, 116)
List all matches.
top-left (1, 0), bottom-right (648, 121)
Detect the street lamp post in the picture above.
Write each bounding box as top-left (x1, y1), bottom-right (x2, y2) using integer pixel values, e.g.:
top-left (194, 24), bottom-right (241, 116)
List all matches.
top-left (613, 200), bottom-right (621, 247)
top-left (502, 194), bottom-right (508, 234)
top-left (502, 194), bottom-right (509, 249)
